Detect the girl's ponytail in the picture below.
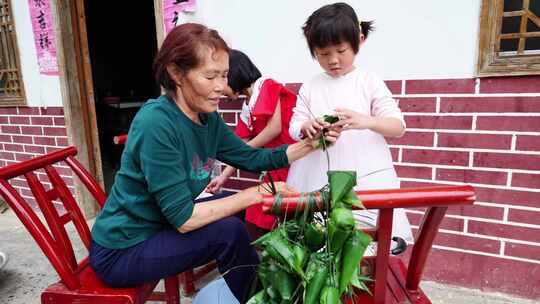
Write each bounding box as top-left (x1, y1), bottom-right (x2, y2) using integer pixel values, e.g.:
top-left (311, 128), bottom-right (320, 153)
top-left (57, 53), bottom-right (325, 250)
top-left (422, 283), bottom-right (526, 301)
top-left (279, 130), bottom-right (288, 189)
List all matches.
top-left (360, 21), bottom-right (375, 39)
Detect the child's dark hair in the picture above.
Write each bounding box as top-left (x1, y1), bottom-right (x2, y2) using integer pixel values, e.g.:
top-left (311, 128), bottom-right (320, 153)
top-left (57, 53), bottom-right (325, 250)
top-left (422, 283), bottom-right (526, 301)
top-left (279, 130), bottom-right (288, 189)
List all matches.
top-left (302, 2), bottom-right (374, 57)
top-left (227, 49), bottom-right (262, 94)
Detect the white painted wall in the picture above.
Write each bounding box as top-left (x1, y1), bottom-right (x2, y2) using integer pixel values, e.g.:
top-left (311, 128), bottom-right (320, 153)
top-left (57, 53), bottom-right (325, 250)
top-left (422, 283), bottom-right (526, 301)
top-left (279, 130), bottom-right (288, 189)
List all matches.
top-left (180, 0), bottom-right (482, 82)
top-left (10, 0), bottom-right (481, 109)
top-left (11, 0), bottom-right (62, 107)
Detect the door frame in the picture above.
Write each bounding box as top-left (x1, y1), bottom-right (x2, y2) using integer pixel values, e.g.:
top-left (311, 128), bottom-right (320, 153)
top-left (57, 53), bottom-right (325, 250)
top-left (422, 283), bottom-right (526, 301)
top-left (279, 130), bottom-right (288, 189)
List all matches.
top-left (52, 0), bottom-right (165, 217)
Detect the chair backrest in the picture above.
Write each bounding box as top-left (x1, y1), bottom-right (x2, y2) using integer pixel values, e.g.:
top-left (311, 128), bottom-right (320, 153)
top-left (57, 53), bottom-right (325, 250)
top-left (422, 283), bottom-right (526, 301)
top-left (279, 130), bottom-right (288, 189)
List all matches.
top-left (0, 146), bottom-right (107, 290)
top-left (261, 185), bottom-right (476, 304)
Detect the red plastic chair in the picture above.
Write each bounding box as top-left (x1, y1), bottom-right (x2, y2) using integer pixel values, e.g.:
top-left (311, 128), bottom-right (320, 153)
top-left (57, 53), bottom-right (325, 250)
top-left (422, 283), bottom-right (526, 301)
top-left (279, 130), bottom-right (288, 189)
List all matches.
top-left (0, 146), bottom-right (181, 303)
top-left (262, 185), bottom-right (476, 304)
top-left (113, 134), bottom-right (217, 295)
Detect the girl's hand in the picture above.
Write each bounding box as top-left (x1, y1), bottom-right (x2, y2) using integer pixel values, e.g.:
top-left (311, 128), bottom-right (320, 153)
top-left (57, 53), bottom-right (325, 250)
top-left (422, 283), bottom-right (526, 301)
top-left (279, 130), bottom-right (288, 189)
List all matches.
top-left (325, 128), bottom-right (342, 144)
top-left (333, 108), bottom-right (375, 130)
top-left (300, 118), bottom-right (329, 139)
top-left (309, 127), bottom-right (342, 147)
top-left (206, 175), bottom-right (227, 194)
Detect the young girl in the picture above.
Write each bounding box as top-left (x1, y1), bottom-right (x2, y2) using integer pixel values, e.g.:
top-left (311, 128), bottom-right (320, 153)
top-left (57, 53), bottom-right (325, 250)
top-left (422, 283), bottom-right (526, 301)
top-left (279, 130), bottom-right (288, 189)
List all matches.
top-left (287, 2), bottom-right (413, 244)
top-left (207, 49), bottom-right (297, 238)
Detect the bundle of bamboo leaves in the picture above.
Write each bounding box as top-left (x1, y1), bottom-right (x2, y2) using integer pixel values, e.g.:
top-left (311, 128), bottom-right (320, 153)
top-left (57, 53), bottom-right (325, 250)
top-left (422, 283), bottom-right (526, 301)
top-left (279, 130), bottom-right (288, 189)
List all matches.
top-left (247, 171), bottom-right (373, 304)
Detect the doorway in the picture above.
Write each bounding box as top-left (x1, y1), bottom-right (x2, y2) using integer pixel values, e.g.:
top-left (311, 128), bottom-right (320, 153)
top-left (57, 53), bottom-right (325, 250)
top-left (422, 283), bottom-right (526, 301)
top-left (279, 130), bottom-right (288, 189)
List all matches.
top-left (84, 1), bottom-right (160, 192)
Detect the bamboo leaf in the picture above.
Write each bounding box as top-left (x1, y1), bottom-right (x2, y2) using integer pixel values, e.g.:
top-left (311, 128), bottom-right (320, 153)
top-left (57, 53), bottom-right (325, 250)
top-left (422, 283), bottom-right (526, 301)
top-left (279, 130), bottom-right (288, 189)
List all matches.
top-left (342, 189), bottom-right (365, 209)
top-left (328, 171), bottom-right (357, 205)
top-left (320, 285), bottom-right (340, 304)
top-left (339, 230), bottom-right (373, 294)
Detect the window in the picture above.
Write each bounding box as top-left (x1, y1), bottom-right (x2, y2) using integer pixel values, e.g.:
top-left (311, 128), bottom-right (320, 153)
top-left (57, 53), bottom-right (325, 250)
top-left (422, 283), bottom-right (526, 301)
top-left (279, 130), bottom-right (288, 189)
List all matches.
top-left (0, 0), bottom-right (25, 105)
top-left (477, 0), bottom-right (540, 76)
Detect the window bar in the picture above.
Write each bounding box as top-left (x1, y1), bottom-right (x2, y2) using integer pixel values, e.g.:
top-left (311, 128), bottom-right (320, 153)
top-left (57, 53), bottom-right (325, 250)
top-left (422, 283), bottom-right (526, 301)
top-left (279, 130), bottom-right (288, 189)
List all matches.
top-left (518, 0), bottom-right (530, 54)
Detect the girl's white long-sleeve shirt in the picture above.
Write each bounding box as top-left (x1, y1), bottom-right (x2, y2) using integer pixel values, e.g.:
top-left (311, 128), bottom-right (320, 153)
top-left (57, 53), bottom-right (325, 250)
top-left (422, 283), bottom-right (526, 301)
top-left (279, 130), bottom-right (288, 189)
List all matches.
top-left (288, 68), bottom-right (405, 192)
top-left (287, 68), bottom-right (413, 242)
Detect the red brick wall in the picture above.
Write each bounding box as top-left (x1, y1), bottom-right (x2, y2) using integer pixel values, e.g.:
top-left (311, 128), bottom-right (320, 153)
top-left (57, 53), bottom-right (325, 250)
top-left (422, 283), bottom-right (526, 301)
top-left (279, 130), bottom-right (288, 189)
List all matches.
top-left (1, 76), bottom-right (539, 298)
top-left (0, 107), bottom-right (71, 206)
top-left (218, 76), bottom-right (540, 299)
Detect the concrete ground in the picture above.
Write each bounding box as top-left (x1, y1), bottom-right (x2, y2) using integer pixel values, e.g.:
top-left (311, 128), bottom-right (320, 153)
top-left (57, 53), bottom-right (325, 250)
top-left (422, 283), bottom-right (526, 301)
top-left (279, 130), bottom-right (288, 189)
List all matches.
top-left (0, 208), bottom-right (537, 304)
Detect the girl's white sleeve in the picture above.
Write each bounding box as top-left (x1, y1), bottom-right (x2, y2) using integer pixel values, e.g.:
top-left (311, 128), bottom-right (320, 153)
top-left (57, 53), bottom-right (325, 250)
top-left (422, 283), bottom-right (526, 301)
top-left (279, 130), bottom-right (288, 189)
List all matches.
top-left (369, 73), bottom-right (406, 128)
top-left (289, 85), bottom-right (311, 141)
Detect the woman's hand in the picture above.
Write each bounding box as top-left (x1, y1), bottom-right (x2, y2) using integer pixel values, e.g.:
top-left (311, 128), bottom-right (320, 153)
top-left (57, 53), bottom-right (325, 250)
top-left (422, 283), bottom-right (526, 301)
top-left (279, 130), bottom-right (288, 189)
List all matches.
top-left (286, 125), bottom-right (342, 162)
top-left (263, 181), bottom-right (298, 195)
top-left (180, 182), bottom-right (296, 233)
top-left (206, 175), bottom-right (227, 194)
top-left (333, 108), bottom-right (375, 130)
top-left (300, 118), bottom-right (329, 139)
top-left (246, 181), bottom-right (298, 205)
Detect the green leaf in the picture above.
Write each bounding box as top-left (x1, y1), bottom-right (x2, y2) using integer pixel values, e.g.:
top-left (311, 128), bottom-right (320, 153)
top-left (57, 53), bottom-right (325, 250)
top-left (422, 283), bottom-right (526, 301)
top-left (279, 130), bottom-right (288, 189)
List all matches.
top-left (320, 286), bottom-right (340, 304)
top-left (330, 207), bottom-right (355, 230)
top-left (350, 268), bottom-right (373, 296)
top-left (328, 217), bottom-right (352, 254)
top-left (256, 230), bottom-right (301, 276)
top-left (342, 189), bottom-right (365, 209)
top-left (304, 223), bottom-right (325, 251)
top-left (328, 171), bottom-right (357, 205)
top-left (271, 265), bottom-right (297, 300)
top-left (304, 259), bottom-right (329, 304)
top-left (323, 115), bottom-right (339, 124)
top-left (339, 230), bottom-right (373, 294)
top-left (247, 290), bottom-right (267, 304)
top-left (357, 281), bottom-right (372, 296)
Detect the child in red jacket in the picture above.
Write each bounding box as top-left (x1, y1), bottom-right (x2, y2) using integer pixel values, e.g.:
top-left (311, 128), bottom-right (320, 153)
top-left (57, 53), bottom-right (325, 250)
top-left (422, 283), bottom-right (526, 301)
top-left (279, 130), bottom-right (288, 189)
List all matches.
top-left (207, 49), bottom-right (297, 238)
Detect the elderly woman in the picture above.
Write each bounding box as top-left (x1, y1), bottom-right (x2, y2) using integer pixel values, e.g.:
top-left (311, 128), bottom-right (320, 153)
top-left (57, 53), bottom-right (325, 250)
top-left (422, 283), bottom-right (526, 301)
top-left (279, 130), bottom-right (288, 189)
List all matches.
top-left (89, 23), bottom-right (340, 303)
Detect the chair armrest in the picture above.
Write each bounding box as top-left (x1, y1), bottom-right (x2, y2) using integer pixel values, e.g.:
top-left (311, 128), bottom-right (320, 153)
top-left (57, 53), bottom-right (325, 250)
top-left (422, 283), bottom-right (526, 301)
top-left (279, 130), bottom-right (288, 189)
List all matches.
top-left (261, 185), bottom-right (476, 214)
